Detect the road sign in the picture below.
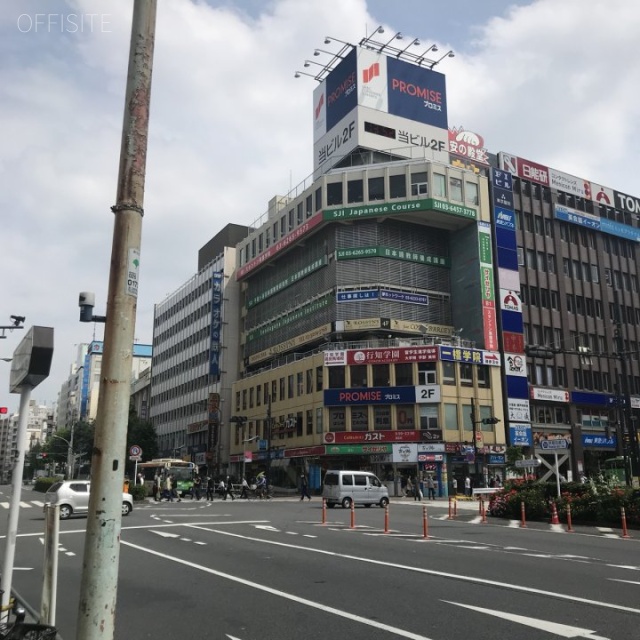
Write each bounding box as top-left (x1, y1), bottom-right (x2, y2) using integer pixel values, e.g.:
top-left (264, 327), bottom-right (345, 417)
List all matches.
top-left (515, 459), bottom-right (541, 468)
top-left (129, 445), bottom-right (142, 457)
top-left (129, 456), bottom-right (141, 462)
top-left (540, 439), bottom-right (569, 450)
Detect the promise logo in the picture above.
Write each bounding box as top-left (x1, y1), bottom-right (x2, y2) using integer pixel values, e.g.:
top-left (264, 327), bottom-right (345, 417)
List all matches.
top-left (362, 62), bottom-right (380, 83)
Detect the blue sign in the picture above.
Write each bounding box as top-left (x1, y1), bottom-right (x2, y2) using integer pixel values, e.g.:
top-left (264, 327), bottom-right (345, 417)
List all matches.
top-left (600, 218), bottom-right (640, 242)
top-left (326, 49), bottom-right (358, 130)
top-left (324, 386), bottom-right (417, 406)
top-left (582, 434), bottom-right (616, 449)
top-left (571, 391), bottom-right (609, 406)
top-left (209, 272), bottom-right (223, 377)
top-left (488, 454), bottom-right (505, 465)
top-left (493, 187), bottom-right (514, 210)
top-left (540, 438), bottom-right (569, 450)
top-left (379, 289), bottom-right (429, 305)
top-left (492, 169), bottom-right (513, 191)
top-left (494, 206), bottom-right (515, 230)
top-left (554, 205), bottom-right (600, 230)
top-left (510, 424), bottom-right (533, 446)
top-left (337, 289), bottom-right (379, 302)
top-left (386, 57), bottom-right (448, 129)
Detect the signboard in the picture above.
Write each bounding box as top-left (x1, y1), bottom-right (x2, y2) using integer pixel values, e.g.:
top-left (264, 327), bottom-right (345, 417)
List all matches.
top-left (509, 423), bottom-right (533, 446)
top-left (530, 388), bottom-right (570, 403)
top-left (539, 438), bottom-right (569, 450)
top-left (9, 326), bottom-right (54, 393)
top-left (324, 346), bottom-right (438, 366)
top-left (508, 398), bottom-right (531, 422)
top-left (392, 443), bottom-right (417, 463)
top-left (129, 445), bottom-right (142, 458)
top-left (323, 430), bottom-right (418, 444)
top-left (515, 459), bottom-right (541, 468)
top-left (324, 443), bottom-right (392, 455)
top-left (337, 289), bottom-right (379, 302)
top-left (582, 434), bottom-right (616, 449)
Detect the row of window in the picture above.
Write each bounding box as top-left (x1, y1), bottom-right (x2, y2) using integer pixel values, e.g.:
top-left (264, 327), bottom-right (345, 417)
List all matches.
top-left (153, 328), bottom-right (210, 370)
top-left (154, 303), bottom-right (212, 348)
top-left (154, 279), bottom-right (214, 327)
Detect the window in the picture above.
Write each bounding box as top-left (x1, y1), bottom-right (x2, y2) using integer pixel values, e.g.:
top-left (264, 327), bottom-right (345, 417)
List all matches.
top-left (351, 407), bottom-right (369, 431)
top-left (411, 171), bottom-right (428, 196)
top-left (329, 408), bottom-right (345, 432)
top-left (297, 202), bottom-right (303, 225)
top-left (418, 362), bottom-right (437, 385)
top-left (466, 181), bottom-right (479, 205)
top-left (477, 366), bottom-right (490, 388)
top-left (534, 216), bottom-right (544, 235)
top-left (449, 177), bottom-right (463, 201)
top-left (316, 366), bottom-right (324, 391)
top-left (279, 377), bottom-right (285, 400)
top-left (396, 405), bottom-right (415, 429)
top-left (316, 407), bottom-right (323, 433)
top-left (306, 369), bottom-right (313, 394)
top-left (328, 367), bottom-right (345, 388)
top-left (368, 176), bottom-right (385, 201)
top-left (526, 249), bottom-right (536, 269)
top-left (315, 187), bottom-right (322, 211)
top-left (350, 365), bottom-right (367, 387)
top-left (347, 179), bottom-right (364, 203)
top-left (327, 182), bottom-right (343, 206)
top-left (306, 409), bottom-right (313, 435)
top-left (372, 365), bottom-right (390, 386)
top-left (433, 173), bottom-right (446, 198)
top-left (297, 372), bottom-right (303, 396)
top-left (288, 374), bottom-right (294, 399)
top-left (442, 361), bottom-right (456, 385)
top-left (395, 363), bottom-right (413, 386)
top-left (444, 403), bottom-right (458, 430)
top-left (419, 405), bottom-right (439, 429)
top-left (389, 174), bottom-right (406, 199)
top-left (373, 406), bottom-right (391, 430)
top-left (460, 363), bottom-right (473, 387)
top-left (517, 247), bottom-right (525, 266)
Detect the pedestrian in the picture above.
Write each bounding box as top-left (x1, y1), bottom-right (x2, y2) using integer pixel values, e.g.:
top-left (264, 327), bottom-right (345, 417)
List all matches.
top-left (206, 475), bottom-right (214, 501)
top-left (452, 477), bottom-right (458, 495)
top-left (218, 477), bottom-right (226, 497)
top-left (240, 476), bottom-right (249, 499)
top-left (413, 476), bottom-right (422, 501)
top-left (163, 474), bottom-right (173, 502)
top-left (300, 473), bottom-right (311, 501)
top-left (405, 477), bottom-right (413, 498)
top-left (193, 474), bottom-right (202, 500)
top-left (464, 475), bottom-right (472, 497)
top-left (171, 474), bottom-right (181, 502)
top-left (137, 472), bottom-right (144, 486)
top-left (223, 475), bottom-right (235, 501)
top-left (426, 475), bottom-right (436, 500)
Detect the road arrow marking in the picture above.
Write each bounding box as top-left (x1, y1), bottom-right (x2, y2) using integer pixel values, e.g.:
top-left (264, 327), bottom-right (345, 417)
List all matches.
top-left (444, 601), bottom-right (610, 639)
top-left (254, 525), bottom-right (279, 531)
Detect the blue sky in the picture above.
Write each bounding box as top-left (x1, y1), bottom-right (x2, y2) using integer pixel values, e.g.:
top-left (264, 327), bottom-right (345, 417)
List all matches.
top-left (1, 0), bottom-right (639, 411)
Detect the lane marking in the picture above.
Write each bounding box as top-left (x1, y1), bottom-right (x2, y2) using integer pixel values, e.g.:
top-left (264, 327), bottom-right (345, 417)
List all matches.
top-left (181, 524), bottom-right (640, 616)
top-left (609, 579), bottom-right (640, 585)
top-left (151, 531), bottom-right (180, 538)
top-left (444, 601), bottom-right (609, 639)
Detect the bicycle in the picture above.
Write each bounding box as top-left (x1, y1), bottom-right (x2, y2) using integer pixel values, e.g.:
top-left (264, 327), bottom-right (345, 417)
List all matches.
top-left (0, 599), bottom-right (57, 639)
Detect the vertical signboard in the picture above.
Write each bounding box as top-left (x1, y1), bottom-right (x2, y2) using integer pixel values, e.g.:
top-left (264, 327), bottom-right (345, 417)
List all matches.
top-left (210, 272), bottom-right (223, 378)
top-left (477, 222), bottom-right (498, 351)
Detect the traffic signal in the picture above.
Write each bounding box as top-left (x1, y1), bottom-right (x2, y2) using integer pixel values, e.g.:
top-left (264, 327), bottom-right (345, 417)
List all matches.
top-left (482, 417), bottom-right (501, 425)
top-left (0, 407), bottom-right (7, 414)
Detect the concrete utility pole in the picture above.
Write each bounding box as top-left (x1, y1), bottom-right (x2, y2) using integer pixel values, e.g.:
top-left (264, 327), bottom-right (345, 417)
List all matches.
top-left (75, 3), bottom-right (157, 639)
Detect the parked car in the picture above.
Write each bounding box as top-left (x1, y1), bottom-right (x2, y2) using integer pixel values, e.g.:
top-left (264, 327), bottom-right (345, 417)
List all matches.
top-left (44, 480), bottom-right (133, 520)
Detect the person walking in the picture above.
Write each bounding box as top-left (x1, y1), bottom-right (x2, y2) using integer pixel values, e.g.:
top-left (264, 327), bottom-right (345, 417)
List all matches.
top-left (300, 473), bottom-right (311, 501)
top-left (206, 475), bottom-right (215, 501)
top-left (426, 475), bottom-right (436, 500)
top-left (240, 477), bottom-right (250, 499)
top-left (464, 475), bottom-right (472, 497)
top-left (223, 475), bottom-right (235, 501)
top-left (452, 476), bottom-right (458, 496)
top-left (163, 474), bottom-right (173, 502)
top-left (192, 474), bottom-right (202, 500)
top-left (413, 476), bottom-right (422, 501)
top-left (171, 474), bottom-right (181, 502)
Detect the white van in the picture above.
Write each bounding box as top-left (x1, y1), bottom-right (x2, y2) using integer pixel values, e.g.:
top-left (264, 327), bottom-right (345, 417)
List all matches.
top-left (322, 470), bottom-right (389, 509)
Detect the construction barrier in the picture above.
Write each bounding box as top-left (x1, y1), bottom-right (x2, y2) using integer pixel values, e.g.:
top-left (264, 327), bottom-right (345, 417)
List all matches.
top-left (621, 507), bottom-right (630, 539)
top-left (520, 500), bottom-right (527, 528)
top-left (550, 501), bottom-right (560, 525)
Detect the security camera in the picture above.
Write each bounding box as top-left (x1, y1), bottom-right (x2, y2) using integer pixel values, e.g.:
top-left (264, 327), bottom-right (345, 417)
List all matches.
top-left (10, 315), bottom-right (25, 327)
top-left (79, 291), bottom-right (95, 323)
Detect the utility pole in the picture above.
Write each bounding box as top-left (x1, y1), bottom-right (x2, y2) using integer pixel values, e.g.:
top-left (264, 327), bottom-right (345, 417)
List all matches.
top-left (76, 3), bottom-right (157, 639)
top-left (266, 394), bottom-right (272, 488)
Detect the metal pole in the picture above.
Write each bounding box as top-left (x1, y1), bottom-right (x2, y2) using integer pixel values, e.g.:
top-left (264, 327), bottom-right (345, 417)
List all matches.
top-left (266, 395), bottom-right (272, 488)
top-left (41, 504), bottom-right (60, 625)
top-left (76, 3), bottom-right (157, 639)
top-left (0, 386), bottom-right (32, 621)
top-left (554, 452), bottom-right (560, 497)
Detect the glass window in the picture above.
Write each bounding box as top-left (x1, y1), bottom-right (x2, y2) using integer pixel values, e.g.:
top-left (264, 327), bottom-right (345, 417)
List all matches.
top-left (306, 369), bottom-right (313, 394)
top-left (328, 367), bottom-right (345, 388)
top-left (329, 408), bottom-right (345, 432)
top-left (351, 407), bottom-right (369, 431)
top-left (444, 403), bottom-right (458, 430)
top-left (368, 177), bottom-right (385, 201)
top-left (396, 405), bottom-right (415, 430)
top-left (279, 377), bottom-right (285, 400)
top-left (316, 366), bottom-right (324, 391)
top-left (389, 174), bottom-right (406, 199)
top-left (460, 363), bottom-right (473, 387)
top-left (297, 372), bottom-right (303, 396)
top-left (418, 362), bottom-right (437, 385)
top-left (411, 171), bottom-right (428, 196)
top-left (449, 177), bottom-right (463, 201)
top-left (373, 406), bottom-right (391, 430)
top-left (466, 181), bottom-right (479, 205)
top-left (433, 173), bottom-right (446, 198)
top-left (315, 187), bottom-right (322, 211)
top-left (419, 405), bottom-right (439, 429)
top-left (316, 407), bottom-right (323, 433)
top-left (442, 361), bottom-right (456, 385)
top-left (372, 365), bottom-right (390, 386)
top-left (477, 366), bottom-right (490, 388)
top-left (347, 179), bottom-right (364, 203)
top-left (350, 365), bottom-right (368, 387)
top-left (288, 374), bottom-right (294, 398)
top-left (306, 409), bottom-right (313, 435)
top-left (327, 182), bottom-right (343, 206)
top-left (395, 363), bottom-right (413, 386)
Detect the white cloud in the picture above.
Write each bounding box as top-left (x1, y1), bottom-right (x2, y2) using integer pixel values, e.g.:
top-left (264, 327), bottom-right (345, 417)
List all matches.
top-left (1, 0), bottom-right (639, 411)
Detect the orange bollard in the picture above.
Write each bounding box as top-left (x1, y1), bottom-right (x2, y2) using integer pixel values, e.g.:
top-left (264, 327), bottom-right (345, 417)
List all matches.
top-left (448, 497), bottom-right (454, 519)
top-left (422, 505), bottom-right (429, 539)
top-left (384, 504), bottom-right (390, 534)
top-left (481, 498), bottom-right (487, 524)
top-left (566, 502), bottom-right (574, 533)
top-left (350, 500), bottom-right (355, 529)
top-left (550, 501), bottom-right (560, 525)
top-left (520, 500), bottom-right (527, 528)
top-left (478, 497), bottom-right (483, 514)
top-left (621, 507), bottom-right (631, 539)
top-left (321, 498), bottom-right (327, 525)
top-left (454, 498), bottom-right (458, 517)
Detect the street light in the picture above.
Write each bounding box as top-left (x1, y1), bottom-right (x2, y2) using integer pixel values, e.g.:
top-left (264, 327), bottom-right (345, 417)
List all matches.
top-left (230, 416), bottom-right (248, 477)
top-left (51, 434), bottom-right (74, 480)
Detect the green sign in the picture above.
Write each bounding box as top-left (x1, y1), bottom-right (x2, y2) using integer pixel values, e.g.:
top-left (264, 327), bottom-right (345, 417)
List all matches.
top-left (323, 198), bottom-right (476, 222)
top-left (246, 294), bottom-right (331, 342)
top-left (247, 256), bottom-right (327, 308)
top-left (427, 198), bottom-right (476, 219)
top-left (336, 246), bottom-right (449, 267)
top-left (324, 443), bottom-right (392, 455)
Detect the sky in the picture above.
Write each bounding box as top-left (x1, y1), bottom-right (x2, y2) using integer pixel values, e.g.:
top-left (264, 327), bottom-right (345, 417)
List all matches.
top-left (1, 0), bottom-right (640, 413)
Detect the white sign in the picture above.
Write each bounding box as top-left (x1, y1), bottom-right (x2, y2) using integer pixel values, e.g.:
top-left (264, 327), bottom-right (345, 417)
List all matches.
top-left (504, 353), bottom-right (527, 377)
top-left (415, 385), bottom-right (441, 403)
top-left (392, 442), bottom-right (417, 463)
top-left (530, 387), bottom-right (570, 403)
top-left (126, 248), bottom-right (140, 298)
top-left (418, 443), bottom-right (445, 453)
top-left (129, 445), bottom-right (142, 457)
top-left (500, 289), bottom-right (522, 313)
top-left (324, 350), bottom-right (347, 366)
top-left (508, 398), bottom-right (531, 422)
top-left (549, 167), bottom-right (588, 198)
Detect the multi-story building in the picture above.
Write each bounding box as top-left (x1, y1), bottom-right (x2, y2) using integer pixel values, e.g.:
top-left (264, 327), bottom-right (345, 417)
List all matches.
top-left (150, 224), bottom-right (249, 473)
top-left (130, 366), bottom-right (151, 422)
top-left (56, 344), bottom-right (87, 429)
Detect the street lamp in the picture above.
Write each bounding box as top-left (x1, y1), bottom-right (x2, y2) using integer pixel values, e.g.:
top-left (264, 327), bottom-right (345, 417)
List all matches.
top-left (230, 415), bottom-right (248, 477)
top-left (51, 434), bottom-right (74, 480)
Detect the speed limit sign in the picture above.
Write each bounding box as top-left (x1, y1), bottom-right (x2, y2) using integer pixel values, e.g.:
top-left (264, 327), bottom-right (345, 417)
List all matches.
top-left (129, 445), bottom-right (142, 457)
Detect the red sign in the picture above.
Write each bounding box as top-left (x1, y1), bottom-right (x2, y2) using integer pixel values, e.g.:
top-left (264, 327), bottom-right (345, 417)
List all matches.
top-left (503, 331), bottom-right (525, 354)
top-left (323, 430), bottom-right (419, 444)
top-left (237, 212), bottom-right (324, 280)
top-left (482, 304), bottom-right (498, 351)
top-left (501, 153), bottom-right (549, 186)
top-left (448, 127), bottom-right (489, 165)
top-left (285, 446), bottom-right (325, 458)
top-left (344, 346), bottom-right (438, 365)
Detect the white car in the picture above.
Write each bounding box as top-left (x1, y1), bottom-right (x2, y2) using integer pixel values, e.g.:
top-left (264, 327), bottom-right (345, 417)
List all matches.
top-left (44, 480), bottom-right (133, 520)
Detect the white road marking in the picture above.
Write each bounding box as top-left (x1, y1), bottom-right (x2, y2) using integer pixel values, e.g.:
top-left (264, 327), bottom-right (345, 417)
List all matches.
top-left (508, 520), bottom-right (520, 527)
top-left (551, 524), bottom-right (565, 533)
top-left (597, 527), bottom-right (614, 533)
top-left (285, 531), bottom-right (298, 535)
top-left (254, 525), bottom-right (279, 531)
top-left (609, 579), bottom-right (640, 585)
top-left (13, 567), bottom-right (34, 571)
top-left (31, 500), bottom-right (44, 506)
top-left (444, 601), bottom-right (610, 639)
top-left (151, 530), bottom-right (180, 538)
top-left (607, 565), bottom-right (640, 571)
top-left (194, 541), bottom-right (207, 546)
top-left (182, 524), bottom-right (640, 616)
top-left (302, 535), bottom-right (317, 538)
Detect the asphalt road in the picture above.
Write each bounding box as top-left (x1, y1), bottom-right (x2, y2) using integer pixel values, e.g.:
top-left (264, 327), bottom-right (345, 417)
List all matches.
top-left (1, 487), bottom-right (639, 640)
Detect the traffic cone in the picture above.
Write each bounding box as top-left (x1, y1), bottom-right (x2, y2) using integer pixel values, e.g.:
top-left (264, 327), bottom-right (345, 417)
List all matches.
top-left (550, 501), bottom-right (560, 525)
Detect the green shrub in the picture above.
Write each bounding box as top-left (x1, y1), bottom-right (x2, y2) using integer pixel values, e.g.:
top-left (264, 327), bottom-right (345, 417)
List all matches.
top-left (33, 477), bottom-right (62, 493)
top-left (128, 485), bottom-right (147, 501)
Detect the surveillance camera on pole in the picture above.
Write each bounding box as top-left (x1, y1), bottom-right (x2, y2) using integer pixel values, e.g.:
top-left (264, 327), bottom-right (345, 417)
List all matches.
top-left (78, 292), bottom-right (107, 323)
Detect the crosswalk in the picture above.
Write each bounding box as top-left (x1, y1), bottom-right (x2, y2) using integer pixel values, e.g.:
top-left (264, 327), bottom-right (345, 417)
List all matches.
top-left (0, 500), bottom-right (44, 509)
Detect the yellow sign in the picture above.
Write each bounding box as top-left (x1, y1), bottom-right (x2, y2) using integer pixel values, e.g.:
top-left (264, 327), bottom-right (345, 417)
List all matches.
top-left (248, 323), bottom-right (332, 365)
top-left (342, 318), bottom-right (381, 331)
top-left (390, 319), bottom-right (453, 336)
